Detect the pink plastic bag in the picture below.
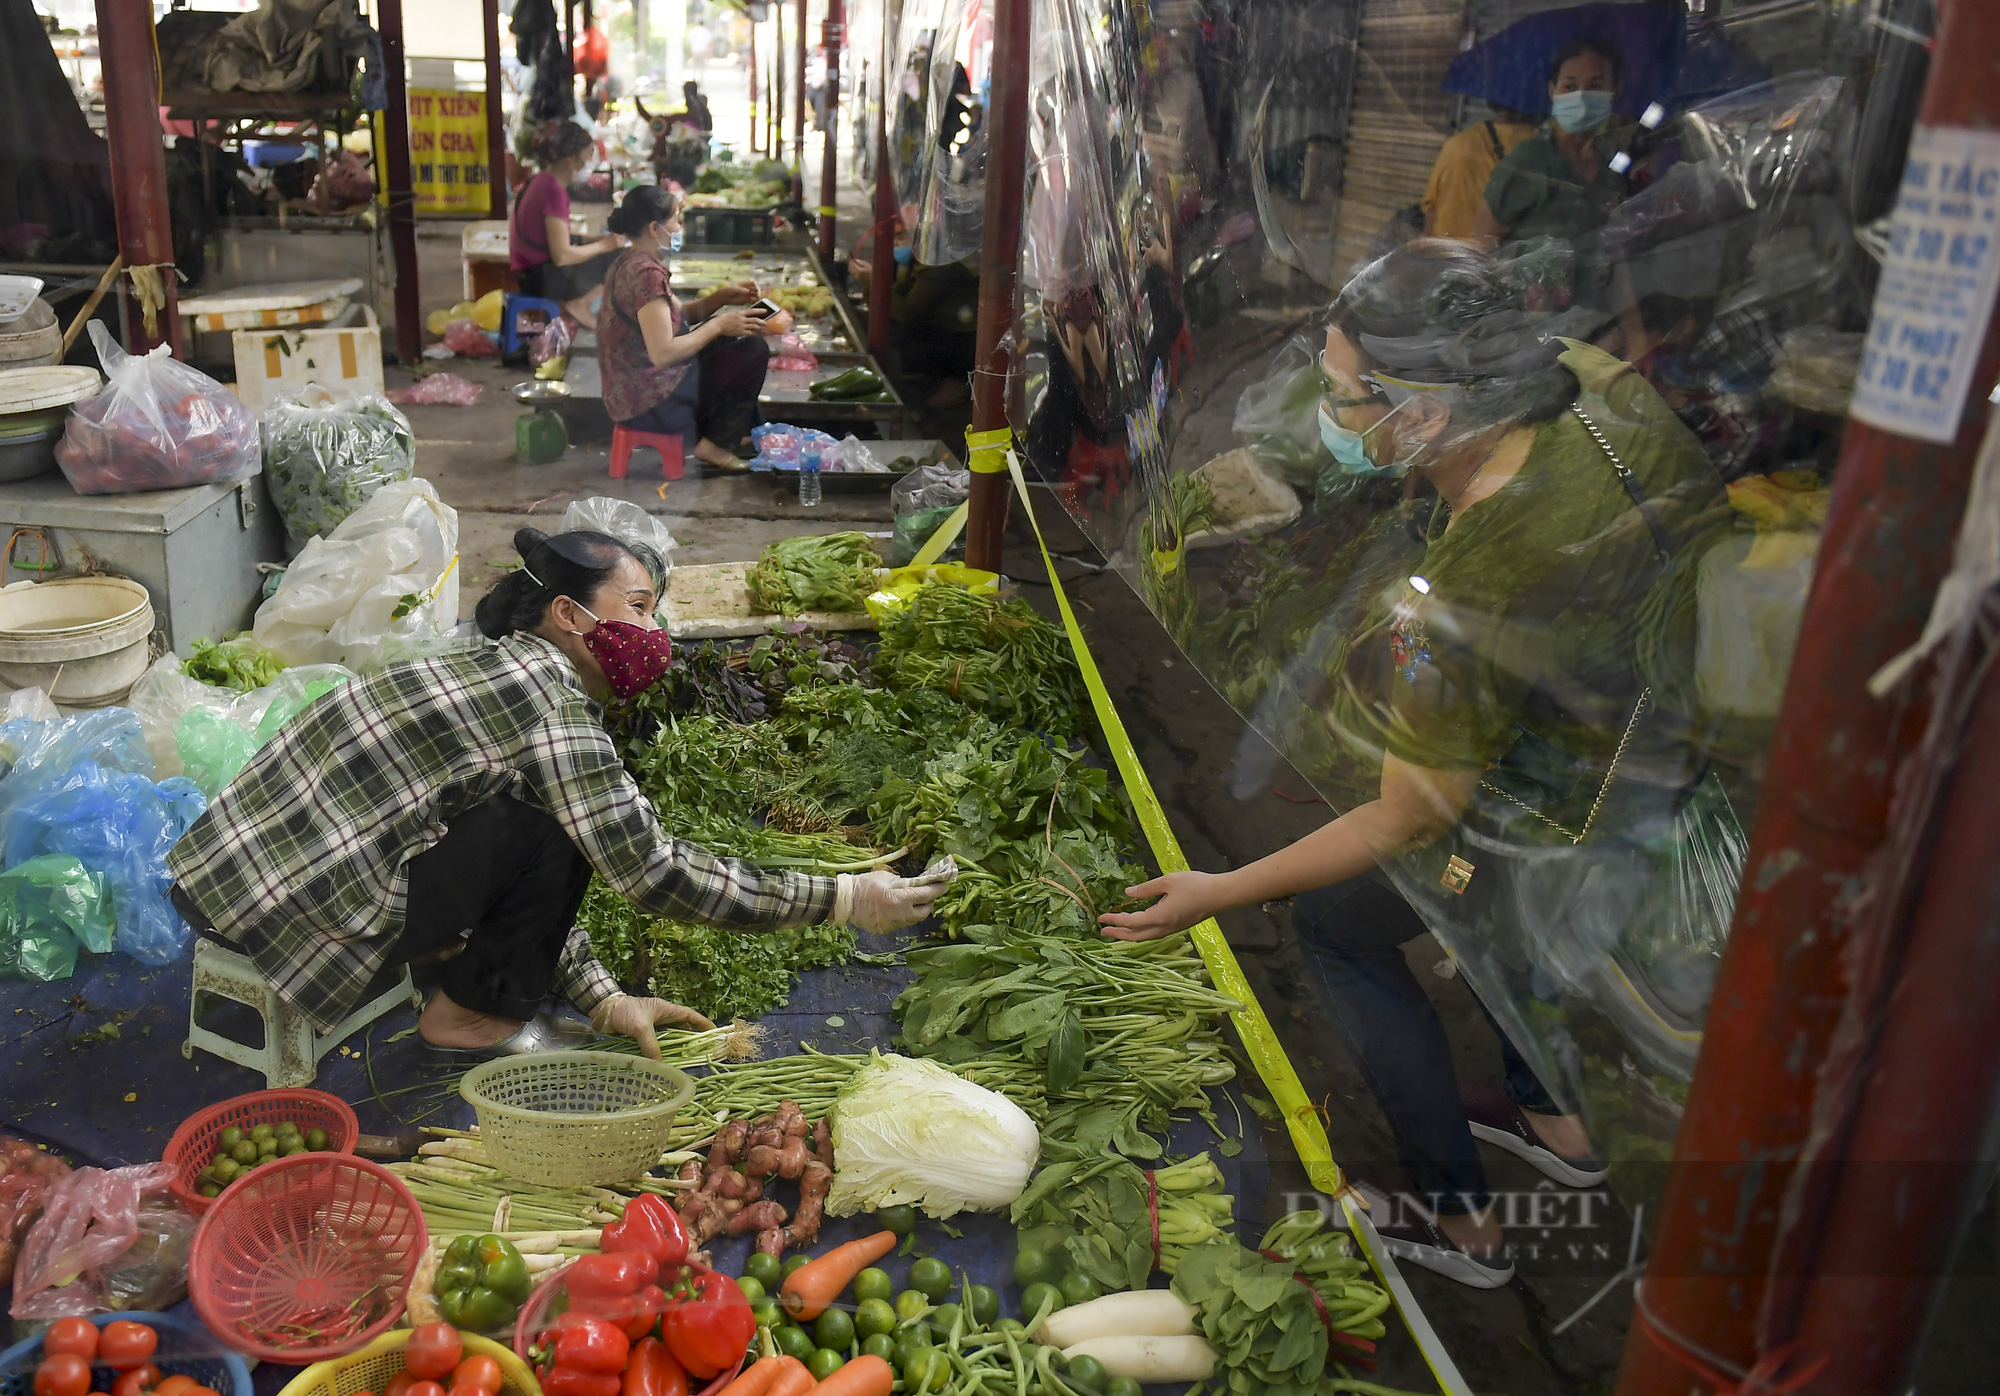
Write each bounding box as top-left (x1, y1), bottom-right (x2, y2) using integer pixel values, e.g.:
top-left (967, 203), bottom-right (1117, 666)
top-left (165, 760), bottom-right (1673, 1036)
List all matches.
top-left (530, 314), bottom-right (573, 369)
top-left (442, 318), bottom-right (500, 358)
top-left (387, 373), bottom-right (484, 406)
top-left (9, 1161), bottom-right (177, 1320)
top-left (55, 322), bottom-right (260, 494)
top-left (767, 333), bottom-right (818, 373)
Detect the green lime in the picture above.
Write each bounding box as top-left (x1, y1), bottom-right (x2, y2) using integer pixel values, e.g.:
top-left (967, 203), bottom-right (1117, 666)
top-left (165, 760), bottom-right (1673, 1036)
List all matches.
top-left (305, 1127), bottom-right (329, 1151)
top-left (276, 1120), bottom-right (300, 1138)
top-left (256, 1137), bottom-right (279, 1159)
top-left (1063, 1354), bottom-right (1108, 1391)
top-left (1013, 1246), bottom-right (1065, 1287)
top-left (1058, 1271), bottom-right (1102, 1306)
top-left (211, 1157), bottom-right (240, 1182)
top-left (217, 1125), bottom-right (243, 1149)
top-left (230, 1140), bottom-right (259, 1166)
top-left (199, 1180), bottom-right (221, 1198)
top-left (750, 1298), bottom-right (782, 1329)
top-left (1019, 1282), bottom-right (1065, 1321)
top-left (902, 1348), bottom-right (948, 1393)
top-left (966, 1284), bottom-right (999, 1327)
top-left (805, 1349), bottom-right (846, 1381)
top-left (813, 1307), bottom-right (855, 1351)
top-left (774, 1324), bottom-right (816, 1361)
top-left (894, 1289), bottom-right (930, 1322)
top-left (1105, 1379), bottom-right (1143, 1396)
top-left (735, 1275), bottom-right (766, 1305)
top-left (854, 1298), bottom-right (897, 1339)
top-left (994, 1318), bottom-right (1027, 1339)
top-left (875, 1204), bottom-right (917, 1236)
top-left (783, 1252), bottom-right (813, 1278)
top-left (744, 1251), bottom-right (783, 1290)
top-left (249, 1124), bottom-right (274, 1143)
top-left (860, 1333), bottom-right (896, 1361)
top-left (929, 1303), bottom-right (962, 1340)
top-left (908, 1256), bottom-right (952, 1300)
top-left (852, 1267), bottom-right (894, 1304)
top-left (893, 1334), bottom-right (932, 1372)
top-left (279, 1138), bottom-right (307, 1157)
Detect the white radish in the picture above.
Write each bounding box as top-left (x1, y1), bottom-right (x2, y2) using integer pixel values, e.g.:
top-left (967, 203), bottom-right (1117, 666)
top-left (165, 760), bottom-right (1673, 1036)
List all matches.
top-left (1036, 1289), bottom-right (1198, 1347)
top-left (1061, 1335), bottom-right (1218, 1383)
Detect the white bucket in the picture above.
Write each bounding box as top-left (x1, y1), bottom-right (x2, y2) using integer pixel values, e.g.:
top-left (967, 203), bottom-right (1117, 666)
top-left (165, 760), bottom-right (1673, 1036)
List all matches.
top-left (0, 576), bottom-right (155, 707)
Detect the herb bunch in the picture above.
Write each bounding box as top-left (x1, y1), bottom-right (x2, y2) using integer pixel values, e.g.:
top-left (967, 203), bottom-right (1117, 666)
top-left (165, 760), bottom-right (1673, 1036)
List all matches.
top-left (745, 531), bottom-right (884, 615)
top-left (874, 585), bottom-right (1088, 735)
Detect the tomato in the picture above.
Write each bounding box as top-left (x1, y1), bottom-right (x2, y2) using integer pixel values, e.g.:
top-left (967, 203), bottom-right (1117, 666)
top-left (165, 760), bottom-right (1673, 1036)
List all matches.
top-left (406, 1382), bottom-right (447, 1396)
top-left (152, 1379), bottom-right (198, 1396)
top-left (98, 1324), bottom-right (157, 1373)
top-left (35, 1354), bottom-right (92, 1396)
top-left (447, 1356), bottom-right (502, 1396)
top-left (43, 1320), bottom-right (99, 1363)
top-left (110, 1364), bottom-right (161, 1396)
top-left (403, 1325), bottom-right (464, 1382)
top-left (385, 1374), bottom-right (418, 1396)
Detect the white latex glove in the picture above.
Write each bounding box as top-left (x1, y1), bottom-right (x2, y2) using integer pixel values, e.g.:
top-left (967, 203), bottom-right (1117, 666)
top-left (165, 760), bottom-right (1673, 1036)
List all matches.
top-left (836, 863), bottom-right (952, 933)
top-left (590, 993), bottom-right (716, 1059)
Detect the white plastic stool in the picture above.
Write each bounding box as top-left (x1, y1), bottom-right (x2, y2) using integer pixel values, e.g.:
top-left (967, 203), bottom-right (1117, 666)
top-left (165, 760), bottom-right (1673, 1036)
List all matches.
top-left (183, 937), bottom-right (423, 1087)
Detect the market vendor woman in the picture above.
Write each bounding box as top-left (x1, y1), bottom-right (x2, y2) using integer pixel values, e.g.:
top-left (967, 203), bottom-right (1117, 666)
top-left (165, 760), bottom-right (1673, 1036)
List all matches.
top-left (168, 528), bottom-right (942, 1057)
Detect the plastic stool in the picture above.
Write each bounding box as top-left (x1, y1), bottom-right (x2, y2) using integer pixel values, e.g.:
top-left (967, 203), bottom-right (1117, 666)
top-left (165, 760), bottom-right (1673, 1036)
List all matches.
top-left (183, 937), bottom-right (422, 1088)
top-left (610, 424), bottom-right (685, 481)
top-left (501, 295), bottom-right (564, 358)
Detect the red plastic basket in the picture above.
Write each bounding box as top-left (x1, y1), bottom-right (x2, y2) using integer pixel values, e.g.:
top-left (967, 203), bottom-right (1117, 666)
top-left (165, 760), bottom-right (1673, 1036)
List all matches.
top-left (512, 1258), bottom-right (744, 1395)
top-left (189, 1152), bottom-right (428, 1365)
top-left (163, 1089), bottom-right (360, 1214)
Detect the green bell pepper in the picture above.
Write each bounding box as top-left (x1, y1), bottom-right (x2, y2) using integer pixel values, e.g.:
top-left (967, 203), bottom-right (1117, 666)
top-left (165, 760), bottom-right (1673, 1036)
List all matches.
top-left (435, 1232), bottom-right (534, 1331)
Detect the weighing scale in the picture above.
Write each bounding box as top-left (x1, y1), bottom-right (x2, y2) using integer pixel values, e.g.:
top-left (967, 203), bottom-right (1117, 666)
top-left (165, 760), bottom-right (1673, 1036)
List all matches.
top-left (513, 381), bottom-right (571, 463)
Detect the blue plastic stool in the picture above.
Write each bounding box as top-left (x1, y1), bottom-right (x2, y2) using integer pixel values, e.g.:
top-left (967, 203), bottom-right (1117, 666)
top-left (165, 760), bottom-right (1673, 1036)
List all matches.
top-left (501, 295), bottom-right (564, 357)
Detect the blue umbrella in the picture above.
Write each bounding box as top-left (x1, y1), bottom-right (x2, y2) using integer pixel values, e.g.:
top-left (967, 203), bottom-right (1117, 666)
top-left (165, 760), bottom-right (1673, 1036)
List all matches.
top-left (1443, 3), bottom-right (1687, 118)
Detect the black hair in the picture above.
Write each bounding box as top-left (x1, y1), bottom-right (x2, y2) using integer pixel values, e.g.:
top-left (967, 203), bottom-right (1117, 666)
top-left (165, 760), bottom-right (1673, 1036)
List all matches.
top-left (606, 184), bottom-right (683, 239)
top-left (537, 120), bottom-right (594, 168)
top-left (474, 527), bottom-right (659, 639)
top-left (1549, 35), bottom-right (1623, 86)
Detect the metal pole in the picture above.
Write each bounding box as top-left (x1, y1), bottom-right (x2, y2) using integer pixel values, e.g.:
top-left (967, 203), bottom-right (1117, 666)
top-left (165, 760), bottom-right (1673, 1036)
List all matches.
top-left (378, 0), bottom-right (423, 366)
top-left (773, 8), bottom-right (784, 160)
top-left (94, 0), bottom-right (179, 355)
top-left (868, 3), bottom-right (895, 355)
top-left (483, 0), bottom-right (507, 218)
top-left (1613, 1), bottom-right (2000, 1387)
top-left (817, 0), bottom-right (843, 260)
top-left (795, 0), bottom-right (807, 200)
top-left (564, 0), bottom-right (575, 65)
top-left (749, 21), bottom-right (760, 154)
top-left (964, 0), bottom-right (1029, 573)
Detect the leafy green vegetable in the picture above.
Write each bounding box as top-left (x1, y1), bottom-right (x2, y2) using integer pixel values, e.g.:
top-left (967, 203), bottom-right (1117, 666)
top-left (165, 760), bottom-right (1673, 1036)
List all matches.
top-left (1010, 1139), bottom-right (1234, 1290)
top-left (261, 392), bottom-right (415, 543)
top-left (182, 635), bottom-right (286, 692)
top-left (745, 532), bottom-right (883, 616)
top-left (874, 584), bottom-right (1088, 735)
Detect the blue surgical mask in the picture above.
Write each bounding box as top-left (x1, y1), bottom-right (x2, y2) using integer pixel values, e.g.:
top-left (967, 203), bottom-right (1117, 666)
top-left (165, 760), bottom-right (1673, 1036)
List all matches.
top-left (659, 229), bottom-right (684, 255)
top-left (1550, 89), bottom-right (1614, 134)
top-left (1318, 398), bottom-right (1408, 475)
top-left (893, 244), bottom-right (913, 266)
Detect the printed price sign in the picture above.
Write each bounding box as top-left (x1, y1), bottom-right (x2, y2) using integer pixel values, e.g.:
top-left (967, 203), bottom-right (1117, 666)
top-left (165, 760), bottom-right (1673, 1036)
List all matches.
top-left (408, 89), bottom-right (493, 215)
top-left (1850, 125), bottom-right (2000, 444)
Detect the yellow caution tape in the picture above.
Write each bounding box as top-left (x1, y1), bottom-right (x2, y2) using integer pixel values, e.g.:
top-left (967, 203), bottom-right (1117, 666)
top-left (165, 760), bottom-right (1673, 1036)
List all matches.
top-left (966, 425), bottom-right (1012, 474)
top-left (1002, 449), bottom-right (1472, 1396)
top-left (911, 501), bottom-right (968, 568)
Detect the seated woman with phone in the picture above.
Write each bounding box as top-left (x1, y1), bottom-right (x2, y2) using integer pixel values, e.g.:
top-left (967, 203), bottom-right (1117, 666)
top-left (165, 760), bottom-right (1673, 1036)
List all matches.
top-left (597, 186), bottom-right (772, 468)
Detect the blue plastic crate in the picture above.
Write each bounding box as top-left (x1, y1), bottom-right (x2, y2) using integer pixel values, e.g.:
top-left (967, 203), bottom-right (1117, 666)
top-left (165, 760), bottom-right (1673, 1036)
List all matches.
top-left (0, 1311), bottom-right (251, 1396)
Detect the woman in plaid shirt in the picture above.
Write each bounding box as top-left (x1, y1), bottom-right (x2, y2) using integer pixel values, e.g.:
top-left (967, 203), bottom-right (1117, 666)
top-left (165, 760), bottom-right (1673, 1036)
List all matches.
top-left (169, 528), bottom-right (941, 1058)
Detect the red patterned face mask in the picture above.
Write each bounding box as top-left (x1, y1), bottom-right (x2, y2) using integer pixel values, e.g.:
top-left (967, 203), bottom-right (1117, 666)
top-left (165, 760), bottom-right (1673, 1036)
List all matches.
top-left (574, 604), bottom-right (674, 700)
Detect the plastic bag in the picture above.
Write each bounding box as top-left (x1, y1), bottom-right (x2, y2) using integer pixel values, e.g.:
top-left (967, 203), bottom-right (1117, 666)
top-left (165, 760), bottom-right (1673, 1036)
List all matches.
top-left (442, 318), bottom-right (501, 358)
top-left (127, 656), bottom-right (232, 778)
top-left (530, 314), bottom-right (573, 375)
top-left (1230, 335), bottom-right (1329, 482)
top-left (175, 709), bottom-right (259, 798)
top-left (100, 1201), bottom-right (197, 1312)
top-left (9, 1162), bottom-right (178, 1321)
top-left (890, 462), bottom-right (971, 566)
top-left (1, 689), bottom-right (58, 724)
top-left (0, 855), bottom-right (114, 984)
top-left (834, 436), bottom-right (887, 473)
top-left (261, 387), bottom-right (417, 543)
top-left (768, 333), bottom-right (819, 372)
top-left (387, 373), bottom-right (484, 406)
top-left (560, 497), bottom-right (677, 589)
top-left (253, 478), bottom-right (461, 672)
top-left (1697, 527), bottom-right (1819, 720)
top-left (55, 322), bottom-right (260, 494)
top-left (0, 1137), bottom-right (74, 1287)
top-left (747, 422), bottom-right (840, 471)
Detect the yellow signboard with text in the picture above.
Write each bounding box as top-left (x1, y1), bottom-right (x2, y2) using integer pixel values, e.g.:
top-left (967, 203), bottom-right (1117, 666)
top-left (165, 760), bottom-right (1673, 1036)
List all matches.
top-left (408, 89), bottom-right (491, 214)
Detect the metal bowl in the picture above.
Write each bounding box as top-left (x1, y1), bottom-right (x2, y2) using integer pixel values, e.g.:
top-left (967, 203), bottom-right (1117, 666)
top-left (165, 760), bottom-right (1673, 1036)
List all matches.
top-left (512, 380), bottom-right (573, 407)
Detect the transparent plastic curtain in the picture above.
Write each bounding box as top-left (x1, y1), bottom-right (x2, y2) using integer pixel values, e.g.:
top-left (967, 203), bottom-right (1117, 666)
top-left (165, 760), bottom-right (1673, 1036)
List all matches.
top-left (847, 0), bottom-right (885, 192)
top-left (901, 0), bottom-right (992, 263)
top-left (1013, 0), bottom-right (1900, 1202)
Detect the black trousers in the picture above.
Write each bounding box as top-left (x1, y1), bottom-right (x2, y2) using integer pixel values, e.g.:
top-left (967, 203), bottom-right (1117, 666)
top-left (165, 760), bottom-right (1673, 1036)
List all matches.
top-left (398, 795), bottom-right (595, 1020)
top-left (623, 333), bottom-right (769, 451)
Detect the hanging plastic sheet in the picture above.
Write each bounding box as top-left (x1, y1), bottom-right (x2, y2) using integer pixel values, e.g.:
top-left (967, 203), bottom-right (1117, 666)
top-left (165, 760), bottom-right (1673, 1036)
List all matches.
top-left (1011, 0), bottom-right (1879, 1206)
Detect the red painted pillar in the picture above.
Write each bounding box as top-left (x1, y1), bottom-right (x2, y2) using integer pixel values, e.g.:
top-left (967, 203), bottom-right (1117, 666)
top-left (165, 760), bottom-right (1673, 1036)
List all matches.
top-left (483, 0), bottom-right (507, 215)
top-left (94, 0), bottom-right (179, 355)
top-left (378, 0), bottom-right (423, 366)
top-left (794, 0), bottom-right (808, 201)
top-left (1614, 1), bottom-right (2000, 1389)
top-left (964, 0), bottom-right (1030, 573)
top-left (816, 0), bottom-right (843, 261)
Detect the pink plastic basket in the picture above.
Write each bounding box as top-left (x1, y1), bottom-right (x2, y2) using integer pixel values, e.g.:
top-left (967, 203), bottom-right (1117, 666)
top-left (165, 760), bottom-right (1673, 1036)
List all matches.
top-left (163, 1088), bottom-right (359, 1214)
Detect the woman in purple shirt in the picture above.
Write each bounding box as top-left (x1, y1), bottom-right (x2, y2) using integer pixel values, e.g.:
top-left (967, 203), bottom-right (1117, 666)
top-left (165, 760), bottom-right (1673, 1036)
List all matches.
top-left (511, 121), bottom-right (627, 329)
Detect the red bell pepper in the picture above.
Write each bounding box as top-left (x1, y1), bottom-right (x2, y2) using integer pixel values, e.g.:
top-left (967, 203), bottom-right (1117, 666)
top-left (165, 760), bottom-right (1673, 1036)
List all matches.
top-left (551, 1315), bottom-right (631, 1375)
top-left (601, 1194), bottom-right (689, 1271)
top-left (618, 1285), bottom-right (668, 1341)
top-left (660, 1271), bottom-right (754, 1381)
top-left (565, 1251), bottom-right (660, 1314)
top-left (541, 1372), bottom-right (620, 1396)
top-left (620, 1338), bottom-right (688, 1396)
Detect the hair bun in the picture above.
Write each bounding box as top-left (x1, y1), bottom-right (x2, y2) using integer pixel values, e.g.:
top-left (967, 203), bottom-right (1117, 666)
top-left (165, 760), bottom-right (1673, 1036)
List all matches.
top-left (514, 526), bottom-right (550, 558)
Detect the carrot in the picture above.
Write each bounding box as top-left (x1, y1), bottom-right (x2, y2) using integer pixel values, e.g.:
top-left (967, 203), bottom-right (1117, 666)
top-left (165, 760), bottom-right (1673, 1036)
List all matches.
top-left (712, 1357), bottom-right (782, 1396)
top-left (779, 1230), bottom-right (900, 1321)
top-left (761, 1358), bottom-right (814, 1396)
top-left (806, 1355), bottom-right (894, 1396)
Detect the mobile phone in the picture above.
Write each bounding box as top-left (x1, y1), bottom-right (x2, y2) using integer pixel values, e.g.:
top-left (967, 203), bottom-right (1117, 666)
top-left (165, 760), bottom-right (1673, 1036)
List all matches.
top-left (749, 297), bottom-right (784, 320)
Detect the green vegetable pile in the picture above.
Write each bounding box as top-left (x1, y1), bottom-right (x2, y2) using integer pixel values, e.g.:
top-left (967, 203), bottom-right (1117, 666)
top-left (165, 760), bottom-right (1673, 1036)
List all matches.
top-left (182, 634), bottom-right (286, 692)
top-left (195, 1119), bottom-right (330, 1196)
top-left (874, 585), bottom-right (1089, 736)
top-left (746, 531), bottom-right (884, 616)
top-left (1174, 1213), bottom-right (1394, 1396)
top-left (260, 391), bottom-right (415, 543)
top-left (1011, 1136), bottom-right (1234, 1290)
